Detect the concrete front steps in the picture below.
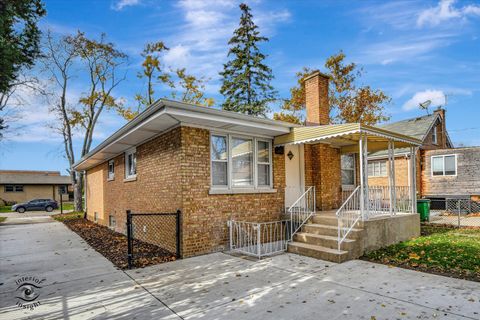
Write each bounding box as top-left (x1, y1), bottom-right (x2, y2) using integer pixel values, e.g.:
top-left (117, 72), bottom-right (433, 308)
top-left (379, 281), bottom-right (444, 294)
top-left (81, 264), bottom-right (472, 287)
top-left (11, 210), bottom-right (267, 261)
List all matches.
top-left (287, 212), bottom-right (364, 263)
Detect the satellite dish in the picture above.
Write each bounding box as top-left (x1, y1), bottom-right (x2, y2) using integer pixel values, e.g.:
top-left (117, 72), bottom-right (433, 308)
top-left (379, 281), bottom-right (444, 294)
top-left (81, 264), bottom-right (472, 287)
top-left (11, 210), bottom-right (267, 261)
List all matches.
top-left (419, 100), bottom-right (431, 115)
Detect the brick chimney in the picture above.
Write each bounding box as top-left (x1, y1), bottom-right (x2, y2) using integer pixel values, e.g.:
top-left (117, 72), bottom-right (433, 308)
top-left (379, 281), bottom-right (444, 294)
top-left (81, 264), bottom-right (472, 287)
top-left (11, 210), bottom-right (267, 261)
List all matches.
top-left (304, 71), bottom-right (330, 126)
top-left (433, 107), bottom-right (447, 147)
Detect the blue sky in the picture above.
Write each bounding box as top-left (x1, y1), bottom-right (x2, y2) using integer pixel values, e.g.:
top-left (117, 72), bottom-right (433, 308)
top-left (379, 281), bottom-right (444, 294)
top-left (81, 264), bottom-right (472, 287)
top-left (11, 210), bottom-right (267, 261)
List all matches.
top-left (1, 0), bottom-right (480, 174)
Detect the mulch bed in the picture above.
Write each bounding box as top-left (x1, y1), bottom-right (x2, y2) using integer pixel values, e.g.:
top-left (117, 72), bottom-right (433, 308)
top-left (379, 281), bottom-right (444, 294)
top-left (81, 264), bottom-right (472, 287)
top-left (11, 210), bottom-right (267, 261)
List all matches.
top-left (62, 218), bottom-right (177, 269)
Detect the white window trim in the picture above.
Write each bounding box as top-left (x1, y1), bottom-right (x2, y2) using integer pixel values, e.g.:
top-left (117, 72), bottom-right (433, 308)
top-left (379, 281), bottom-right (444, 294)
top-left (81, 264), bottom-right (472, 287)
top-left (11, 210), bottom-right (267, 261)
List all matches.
top-left (210, 132), bottom-right (274, 193)
top-left (211, 133), bottom-right (229, 188)
top-left (431, 154), bottom-right (457, 177)
top-left (124, 148), bottom-right (137, 180)
top-left (108, 159), bottom-right (115, 181)
top-left (432, 125), bottom-right (438, 145)
top-left (368, 160), bottom-right (387, 177)
top-left (341, 154), bottom-right (356, 188)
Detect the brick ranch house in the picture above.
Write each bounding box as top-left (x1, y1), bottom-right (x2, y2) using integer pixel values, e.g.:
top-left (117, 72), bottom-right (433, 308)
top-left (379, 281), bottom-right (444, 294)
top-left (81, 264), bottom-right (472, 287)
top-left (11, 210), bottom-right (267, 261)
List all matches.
top-left (74, 72), bottom-right (422, 262)
top-left (0, 170), bottom-right (70, 204)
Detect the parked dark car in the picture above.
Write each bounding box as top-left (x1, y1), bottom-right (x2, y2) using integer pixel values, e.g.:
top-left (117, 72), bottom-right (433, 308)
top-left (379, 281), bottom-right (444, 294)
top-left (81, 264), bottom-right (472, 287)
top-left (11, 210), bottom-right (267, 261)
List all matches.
top-left (11, 199), bottom-right (59, 213)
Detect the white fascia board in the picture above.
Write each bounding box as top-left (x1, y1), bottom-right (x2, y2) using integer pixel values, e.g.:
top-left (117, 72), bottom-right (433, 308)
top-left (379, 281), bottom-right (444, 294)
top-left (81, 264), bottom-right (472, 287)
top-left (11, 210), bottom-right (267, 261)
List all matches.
top-left (165, 106), bottom-right (291, 135)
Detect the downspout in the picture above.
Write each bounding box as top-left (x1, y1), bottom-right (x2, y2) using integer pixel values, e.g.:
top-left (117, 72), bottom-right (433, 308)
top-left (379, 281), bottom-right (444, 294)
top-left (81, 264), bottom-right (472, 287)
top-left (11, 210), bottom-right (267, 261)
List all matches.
top-left (83, 171), bottom-right (87, 216)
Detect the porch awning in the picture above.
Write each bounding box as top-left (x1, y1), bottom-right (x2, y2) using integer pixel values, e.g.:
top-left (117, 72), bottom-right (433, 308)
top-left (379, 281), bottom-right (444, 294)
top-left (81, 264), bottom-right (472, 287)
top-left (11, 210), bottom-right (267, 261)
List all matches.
top-left (273, 123), bottom-right (422, 153)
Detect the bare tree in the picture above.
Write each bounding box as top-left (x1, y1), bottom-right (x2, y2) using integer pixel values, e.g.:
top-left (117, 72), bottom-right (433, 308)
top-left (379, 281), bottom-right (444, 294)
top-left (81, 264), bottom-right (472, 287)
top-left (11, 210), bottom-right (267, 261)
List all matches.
top-left (43, 31), bottom-right (127, 212)
top-left (0, 75), bottom-right (45, 140)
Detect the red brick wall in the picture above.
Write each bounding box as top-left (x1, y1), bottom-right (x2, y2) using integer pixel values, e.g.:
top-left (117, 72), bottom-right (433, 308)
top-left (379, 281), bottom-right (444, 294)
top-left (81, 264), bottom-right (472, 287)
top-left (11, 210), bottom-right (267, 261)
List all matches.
top-left (85, 125), bottom-right (286, 258)
top-left (87, 127), bottom-right (183, 233)
top-left (304, 143), bottom-right (342, 210)
top-left (305, 72), bottom-right (330, 126)
top-left (179, 127), bottom-right (285, 257)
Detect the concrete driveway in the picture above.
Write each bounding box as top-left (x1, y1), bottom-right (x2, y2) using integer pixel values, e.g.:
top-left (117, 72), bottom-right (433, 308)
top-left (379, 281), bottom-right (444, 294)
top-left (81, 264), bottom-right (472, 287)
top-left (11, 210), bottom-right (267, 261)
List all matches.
top-left (0, 210), bottom-right (74, 225)
top-left (1, 219), bottom-right (479, 319)
top-left (0, 219), bottom-right (178, 319)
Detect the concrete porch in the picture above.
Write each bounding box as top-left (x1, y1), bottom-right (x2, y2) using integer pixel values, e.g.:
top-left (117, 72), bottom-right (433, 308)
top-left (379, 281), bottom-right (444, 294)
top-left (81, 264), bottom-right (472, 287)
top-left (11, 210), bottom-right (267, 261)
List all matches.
top-left (288, 210), bottom-right (420, 263)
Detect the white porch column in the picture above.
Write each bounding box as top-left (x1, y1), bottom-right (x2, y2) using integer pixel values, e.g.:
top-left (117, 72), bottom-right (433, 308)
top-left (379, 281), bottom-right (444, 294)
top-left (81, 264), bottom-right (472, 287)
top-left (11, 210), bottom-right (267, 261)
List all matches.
top-left (359, 133), bottom-right (365, 219)
top-left (390, 140), bottom-right (396, 214)
top-left (359, 133), bottom-right (369, 220)
top-left (388, 140), bottom-right (393, 215)
top-left (364, 134), bottom-right (369, 218)
top-left (410, 146), bottom-right (417, 214)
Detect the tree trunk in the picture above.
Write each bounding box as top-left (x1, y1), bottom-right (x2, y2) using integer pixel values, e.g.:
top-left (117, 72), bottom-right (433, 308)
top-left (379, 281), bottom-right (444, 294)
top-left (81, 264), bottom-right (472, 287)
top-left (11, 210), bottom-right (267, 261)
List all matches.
top-left (73, 171), bottom-right (84, 213)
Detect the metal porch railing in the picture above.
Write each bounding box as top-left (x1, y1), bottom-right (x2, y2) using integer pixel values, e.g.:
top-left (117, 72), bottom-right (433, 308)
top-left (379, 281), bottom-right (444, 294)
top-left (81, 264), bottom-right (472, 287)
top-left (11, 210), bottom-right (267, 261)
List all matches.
top-left (336, 186), bottom-right (361, 250)
top-left (287, 186), bottom-right (316, 240)
top-left (228, 220), bottom-right (290, 258)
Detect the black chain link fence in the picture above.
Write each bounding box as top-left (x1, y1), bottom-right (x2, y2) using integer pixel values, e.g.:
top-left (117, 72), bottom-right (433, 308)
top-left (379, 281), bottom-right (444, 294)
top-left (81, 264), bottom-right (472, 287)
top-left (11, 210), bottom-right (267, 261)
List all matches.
top-left (126, 210), bottom-right (181, 269)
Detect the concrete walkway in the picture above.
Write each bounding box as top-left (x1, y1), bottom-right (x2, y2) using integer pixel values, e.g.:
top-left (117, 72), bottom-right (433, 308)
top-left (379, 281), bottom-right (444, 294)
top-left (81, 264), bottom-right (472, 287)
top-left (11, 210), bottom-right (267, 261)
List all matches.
top-left (1, 219), bottom-right (479, 319)
top-left (0, 220), bottom-right (178, 319)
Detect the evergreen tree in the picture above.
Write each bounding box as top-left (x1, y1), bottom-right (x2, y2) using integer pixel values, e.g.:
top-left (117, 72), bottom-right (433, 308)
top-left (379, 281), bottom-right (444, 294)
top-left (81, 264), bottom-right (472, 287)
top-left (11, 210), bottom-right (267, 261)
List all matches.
top-left (220, 3), bottom-right (276, 116)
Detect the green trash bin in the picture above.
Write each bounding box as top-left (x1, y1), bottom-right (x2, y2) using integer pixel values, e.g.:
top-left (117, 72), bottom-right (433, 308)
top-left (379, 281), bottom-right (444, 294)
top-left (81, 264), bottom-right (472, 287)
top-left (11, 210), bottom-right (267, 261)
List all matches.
top-left (417, 199), bottom-right (431, 222)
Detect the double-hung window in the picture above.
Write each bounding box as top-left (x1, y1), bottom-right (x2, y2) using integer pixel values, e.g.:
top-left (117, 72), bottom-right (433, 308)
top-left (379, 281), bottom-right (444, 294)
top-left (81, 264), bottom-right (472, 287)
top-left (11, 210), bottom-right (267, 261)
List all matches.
top-left (108, 159), bottom-right (115, 180)
top-left (432, 125), bottom-right (438, 144)
top-left (432, 155), bottom-right (456, 176)
top-left (257, 140), bottom-right (271, 187)
top-left (211, 135), bottom-right (228, 186)
top-left (341, 154), bottom-right (355, 186)
top-left (368, 161), bottom-right (387, 177)
top-left (125, 148), bottom-right (137, 179)
top-left (211, 134), bottom-right (272, 190)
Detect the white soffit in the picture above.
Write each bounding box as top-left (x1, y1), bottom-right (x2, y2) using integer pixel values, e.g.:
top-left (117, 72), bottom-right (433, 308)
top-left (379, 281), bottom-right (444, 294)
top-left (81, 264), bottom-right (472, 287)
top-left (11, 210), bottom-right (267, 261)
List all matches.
top-left (74, 100), bottom-right (293, 171)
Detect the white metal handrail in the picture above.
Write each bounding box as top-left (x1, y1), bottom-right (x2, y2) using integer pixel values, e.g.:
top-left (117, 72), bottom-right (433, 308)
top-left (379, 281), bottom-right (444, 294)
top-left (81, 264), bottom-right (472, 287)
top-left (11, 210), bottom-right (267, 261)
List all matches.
top-left (288, 186), bottom-right (315, 241)
top-left (336, 186), bottom-right (361, 251)
top-left (367, 186), bottom-right (412, 218)
top-left (228, 220), bottom-right (289, 258)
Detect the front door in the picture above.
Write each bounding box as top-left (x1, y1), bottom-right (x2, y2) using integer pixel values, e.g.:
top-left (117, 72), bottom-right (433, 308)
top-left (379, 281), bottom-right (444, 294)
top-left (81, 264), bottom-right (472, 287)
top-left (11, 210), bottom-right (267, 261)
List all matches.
top-left (285, 144), bottom-right (305, 208)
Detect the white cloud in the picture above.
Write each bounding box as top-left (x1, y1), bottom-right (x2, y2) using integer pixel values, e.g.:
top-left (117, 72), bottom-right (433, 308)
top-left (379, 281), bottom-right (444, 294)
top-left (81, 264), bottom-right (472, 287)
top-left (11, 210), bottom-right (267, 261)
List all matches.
top-left (359, 33), bottom-right (455, 65)
top-left (417, 0), bottom-right (480, 27)
top-left (162, 0), bottom-right (292, 87)
top-left (402, 89), bottom-right (446, 111)
top-left (163, 45), bottom-right (191, 69)
top-left (111, 0), bottom-right (141, 11)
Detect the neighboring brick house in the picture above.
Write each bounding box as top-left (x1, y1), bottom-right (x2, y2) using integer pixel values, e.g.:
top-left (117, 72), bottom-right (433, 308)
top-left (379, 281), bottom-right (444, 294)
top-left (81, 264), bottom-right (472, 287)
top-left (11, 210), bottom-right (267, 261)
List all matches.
top-left (366, 109), bottom-right (454, 196)
top-left (74, 72), bottom-right (421, 259)
top-left (0, 170), bottom-right (71, 204)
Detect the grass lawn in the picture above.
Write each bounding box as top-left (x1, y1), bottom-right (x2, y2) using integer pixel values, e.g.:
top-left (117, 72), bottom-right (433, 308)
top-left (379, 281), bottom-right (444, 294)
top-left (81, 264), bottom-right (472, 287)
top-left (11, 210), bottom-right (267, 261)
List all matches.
top-left (363, 224), bottom-right (480, 282)
top-left (61, 202), bottom-right (74, 211)
top-left (0, 206), bottom-right (12, 213)
top-left (52, 212), bottom-right (84, 222)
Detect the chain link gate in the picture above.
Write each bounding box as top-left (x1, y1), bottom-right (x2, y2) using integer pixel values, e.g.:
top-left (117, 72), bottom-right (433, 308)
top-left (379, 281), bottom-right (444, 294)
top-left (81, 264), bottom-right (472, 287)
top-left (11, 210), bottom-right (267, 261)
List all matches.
top-left (126, 210), bottom-right (181, 269)
top-left (429, 198), bottom-right (480, 228)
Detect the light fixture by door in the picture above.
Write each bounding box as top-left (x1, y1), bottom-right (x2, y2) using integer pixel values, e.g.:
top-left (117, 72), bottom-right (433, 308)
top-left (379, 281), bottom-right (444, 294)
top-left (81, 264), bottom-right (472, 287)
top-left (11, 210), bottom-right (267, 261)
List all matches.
top-left (287, 150), bottom-right (294, 160)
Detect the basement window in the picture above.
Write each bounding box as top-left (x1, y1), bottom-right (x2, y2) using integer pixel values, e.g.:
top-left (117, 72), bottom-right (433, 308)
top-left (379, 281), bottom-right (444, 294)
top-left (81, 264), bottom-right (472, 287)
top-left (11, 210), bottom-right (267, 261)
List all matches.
top-left (109, 215), bottom-right (116, 228)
